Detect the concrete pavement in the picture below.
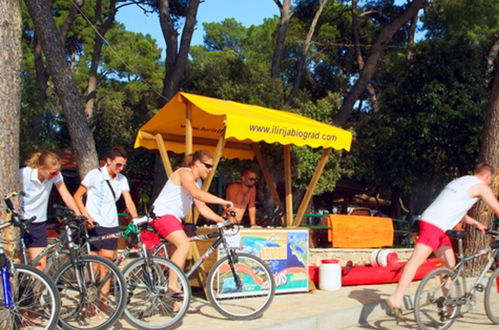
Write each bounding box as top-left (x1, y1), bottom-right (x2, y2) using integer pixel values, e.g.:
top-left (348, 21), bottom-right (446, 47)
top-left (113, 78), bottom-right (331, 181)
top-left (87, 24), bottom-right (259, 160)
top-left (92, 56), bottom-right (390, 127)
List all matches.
top-left (109, 278), bottom-right (498, 330)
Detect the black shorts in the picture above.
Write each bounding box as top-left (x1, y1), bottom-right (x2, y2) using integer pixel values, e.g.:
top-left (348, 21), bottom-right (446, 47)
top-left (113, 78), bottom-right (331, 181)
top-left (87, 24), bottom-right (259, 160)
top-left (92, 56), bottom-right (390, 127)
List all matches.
top-left (23, 222), bottom-right (48, 248)
top-left (88, 226), bottom-right (119, 251)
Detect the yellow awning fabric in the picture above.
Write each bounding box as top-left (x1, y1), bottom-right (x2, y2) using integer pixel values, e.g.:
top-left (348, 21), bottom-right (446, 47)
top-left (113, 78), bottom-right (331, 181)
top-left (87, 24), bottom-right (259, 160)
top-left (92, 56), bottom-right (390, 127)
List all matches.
top-left (134, 92), bottom-right (352, 159)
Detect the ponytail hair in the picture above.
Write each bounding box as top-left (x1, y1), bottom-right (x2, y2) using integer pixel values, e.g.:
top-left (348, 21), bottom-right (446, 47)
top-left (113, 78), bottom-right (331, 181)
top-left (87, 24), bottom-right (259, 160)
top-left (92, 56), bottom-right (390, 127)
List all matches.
top-left (25, 151), bottom-right (60, 169)
top-left (182, 150), bottom-right (213, 167)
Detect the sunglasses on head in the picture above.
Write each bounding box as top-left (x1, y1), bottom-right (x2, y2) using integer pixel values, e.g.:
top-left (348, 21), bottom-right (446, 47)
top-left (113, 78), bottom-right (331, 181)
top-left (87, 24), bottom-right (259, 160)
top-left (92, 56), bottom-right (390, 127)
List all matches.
top-left (202, 162), bottom-right (213, 169)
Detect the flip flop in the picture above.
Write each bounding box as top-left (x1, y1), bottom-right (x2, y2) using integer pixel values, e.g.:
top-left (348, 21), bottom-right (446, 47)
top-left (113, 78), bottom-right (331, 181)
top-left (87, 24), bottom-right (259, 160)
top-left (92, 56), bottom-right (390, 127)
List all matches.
top-left (384, 299), bottom-right (406, 323)
top-left (169, 292), bottom-right (198, 313)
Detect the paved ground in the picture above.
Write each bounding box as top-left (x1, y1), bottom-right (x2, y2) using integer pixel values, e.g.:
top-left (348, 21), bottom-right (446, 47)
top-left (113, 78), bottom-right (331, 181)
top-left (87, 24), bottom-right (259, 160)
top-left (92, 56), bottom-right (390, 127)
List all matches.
top-left (104, 279), bottom-right (498, 330)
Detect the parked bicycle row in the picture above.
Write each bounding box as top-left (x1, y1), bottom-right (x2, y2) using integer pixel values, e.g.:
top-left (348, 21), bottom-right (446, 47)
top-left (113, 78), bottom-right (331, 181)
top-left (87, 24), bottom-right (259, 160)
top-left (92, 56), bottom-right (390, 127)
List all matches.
top-left (0, 191), bottom-right (276, 330)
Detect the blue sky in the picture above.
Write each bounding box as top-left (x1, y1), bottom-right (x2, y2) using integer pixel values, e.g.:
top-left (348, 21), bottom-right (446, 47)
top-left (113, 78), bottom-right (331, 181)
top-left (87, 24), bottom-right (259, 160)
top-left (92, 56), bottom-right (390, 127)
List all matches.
top-left (116, 0), bottom-right (280, 51)
top-left (116, 0), bottom-right (412, 54)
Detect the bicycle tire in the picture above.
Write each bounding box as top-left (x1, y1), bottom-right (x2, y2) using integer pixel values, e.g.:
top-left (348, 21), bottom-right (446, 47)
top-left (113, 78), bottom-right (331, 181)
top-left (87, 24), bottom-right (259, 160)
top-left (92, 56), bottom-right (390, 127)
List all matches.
top-left (206, 252), bottom-right (275, 320)
top-left (53, 254), bottom-right (127, 330)
top-left (0, 264), bottom-right (61, 330)
top-left (122, 256), bottom-right (191, 329)
top-left (484, 267), bottom-right (499, 324)
top-left (414, 268), bottom-right (461, 330)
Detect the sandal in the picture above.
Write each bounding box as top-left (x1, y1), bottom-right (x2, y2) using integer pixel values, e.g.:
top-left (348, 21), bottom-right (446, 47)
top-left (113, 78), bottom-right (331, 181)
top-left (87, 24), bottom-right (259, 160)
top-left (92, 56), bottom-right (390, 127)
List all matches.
top-left (384, 299), bottom-right (406, 323)
top-left (169, 292), bottom-right (198, 313)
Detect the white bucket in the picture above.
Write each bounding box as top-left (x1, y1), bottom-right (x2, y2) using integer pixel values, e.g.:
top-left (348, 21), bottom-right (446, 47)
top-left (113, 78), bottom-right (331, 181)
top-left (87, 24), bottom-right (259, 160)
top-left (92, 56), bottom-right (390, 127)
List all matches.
top-left (319, 259), bottom-right (341, 291)
top-left (370, 249), bottom-right (398, 267)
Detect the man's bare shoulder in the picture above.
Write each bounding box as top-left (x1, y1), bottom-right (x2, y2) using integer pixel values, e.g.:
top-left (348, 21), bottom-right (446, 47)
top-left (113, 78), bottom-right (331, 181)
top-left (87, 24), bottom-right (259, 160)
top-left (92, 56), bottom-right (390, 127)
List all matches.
top-left (227, 182), bottom-right (243, 190)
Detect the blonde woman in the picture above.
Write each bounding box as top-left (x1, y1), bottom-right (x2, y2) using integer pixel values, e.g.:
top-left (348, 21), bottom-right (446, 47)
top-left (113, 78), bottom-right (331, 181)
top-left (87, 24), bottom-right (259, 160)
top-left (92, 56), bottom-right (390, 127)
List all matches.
top-left (20, 151), bottom-right (81, 270)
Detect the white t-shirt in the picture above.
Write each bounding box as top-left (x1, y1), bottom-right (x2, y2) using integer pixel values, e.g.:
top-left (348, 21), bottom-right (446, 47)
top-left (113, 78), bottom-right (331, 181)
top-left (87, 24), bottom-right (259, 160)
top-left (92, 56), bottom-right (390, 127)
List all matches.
top-left (20, 167), bottom-right (64, 223)
top-left (421, 175), bottom-right (483, 231)
top-left (152, 168), bottom-right (201, 221)
top-left (81, 166), bottom-right (130, 228)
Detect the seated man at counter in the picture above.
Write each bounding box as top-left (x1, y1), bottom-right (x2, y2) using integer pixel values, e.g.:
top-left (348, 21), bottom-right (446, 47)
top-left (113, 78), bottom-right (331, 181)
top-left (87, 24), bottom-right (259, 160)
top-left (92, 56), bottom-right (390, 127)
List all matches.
top-left (225, 168), bottom-right (258, 227)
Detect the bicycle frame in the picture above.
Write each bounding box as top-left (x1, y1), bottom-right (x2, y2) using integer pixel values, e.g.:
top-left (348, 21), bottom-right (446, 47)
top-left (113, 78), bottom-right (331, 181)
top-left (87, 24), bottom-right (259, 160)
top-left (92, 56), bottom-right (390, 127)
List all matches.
top-left (0, 222), bottom-right (14, 309)
top-left (445, 234), bottom-right (499, 309)
top-left (184, 223), bottom-right (241, 286)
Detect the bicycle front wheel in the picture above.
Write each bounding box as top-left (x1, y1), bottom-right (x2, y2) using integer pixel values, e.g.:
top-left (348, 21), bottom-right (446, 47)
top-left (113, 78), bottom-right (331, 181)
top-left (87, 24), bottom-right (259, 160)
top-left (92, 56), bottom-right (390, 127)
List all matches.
top-left (53, 255), bottom-right (127, 330)
top-left (207, 252), bottom-right (275, 320)
top-left (0, 264), bottom-right (60, 329)
top-left (414, 268), bottom-right (462, 330)
top-left (485, 267), bottom-right (499, 323)
top-left (122, 256), bottom-right (191, 329)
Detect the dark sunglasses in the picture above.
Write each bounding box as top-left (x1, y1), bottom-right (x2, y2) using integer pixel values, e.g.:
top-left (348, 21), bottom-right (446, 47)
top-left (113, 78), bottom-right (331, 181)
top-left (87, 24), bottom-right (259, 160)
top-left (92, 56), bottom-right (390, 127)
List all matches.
top-left (48, 170), bottom-right (60, 176)
top-left (115, 163), bottom-right (127, 168)
top-left (248, 177), bottom-right (257, 182)
top-left (202, 162), bottom-right (213, 169)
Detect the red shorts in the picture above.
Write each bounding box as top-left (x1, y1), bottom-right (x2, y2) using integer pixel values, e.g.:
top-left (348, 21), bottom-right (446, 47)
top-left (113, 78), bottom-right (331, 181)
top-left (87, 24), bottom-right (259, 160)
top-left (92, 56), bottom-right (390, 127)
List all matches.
top-left (417, 221), bottom-right (452, 251)
top-left (150, 215), bottom-right (183, 238)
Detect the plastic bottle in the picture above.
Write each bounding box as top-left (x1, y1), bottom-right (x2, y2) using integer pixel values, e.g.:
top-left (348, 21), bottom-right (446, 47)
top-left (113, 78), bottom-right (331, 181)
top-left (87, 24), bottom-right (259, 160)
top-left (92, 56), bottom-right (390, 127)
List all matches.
top-left (319, 259), bottom-right (341, 291)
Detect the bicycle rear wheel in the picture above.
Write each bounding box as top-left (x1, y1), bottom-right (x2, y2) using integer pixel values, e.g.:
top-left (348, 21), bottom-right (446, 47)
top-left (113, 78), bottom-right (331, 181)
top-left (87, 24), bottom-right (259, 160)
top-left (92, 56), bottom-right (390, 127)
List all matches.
top-left (122, 256), bottom-right (191, 329)
top-left (485, 267), bottom-right (499, 323)
top-left (206, 252), bottom-right (275, 320)
top-left (414, 268), bottom-right (461, 330)
top-left (0, 264), bottom-right (60, 329)
top-left (53, 255), bottom-right (127, 330)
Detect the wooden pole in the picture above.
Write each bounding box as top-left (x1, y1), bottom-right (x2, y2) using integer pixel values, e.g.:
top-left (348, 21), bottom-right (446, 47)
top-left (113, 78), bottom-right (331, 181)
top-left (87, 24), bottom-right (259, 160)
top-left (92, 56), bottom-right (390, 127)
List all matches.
top-left (155, 133), bottom-right (173, 177)
top-left (185, 103), bottom-right (193, 154)
top-left (283, 145), bottom-right (293, 227)
top-left (185, 103), bottom-right (193, 223)
top-left (293, 148), bottom-right (331, 227)
top-left (251, 143), bottom-right (281, 207)
top-left (193, 130), bottom-right (226, 223)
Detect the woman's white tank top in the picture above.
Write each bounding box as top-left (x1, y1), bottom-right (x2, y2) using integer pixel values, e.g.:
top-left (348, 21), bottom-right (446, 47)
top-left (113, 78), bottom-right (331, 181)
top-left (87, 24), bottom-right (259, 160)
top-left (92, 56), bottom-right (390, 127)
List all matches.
top-left (421, 175), bottom-right (483, 230)
top-left (152, 168), bottom-right (201, 221)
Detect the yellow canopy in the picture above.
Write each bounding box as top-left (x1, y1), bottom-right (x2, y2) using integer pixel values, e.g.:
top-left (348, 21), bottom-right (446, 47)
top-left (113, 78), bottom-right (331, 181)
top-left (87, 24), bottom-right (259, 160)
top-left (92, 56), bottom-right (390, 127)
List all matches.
top-left (134, 92), bottom-right (352, 159)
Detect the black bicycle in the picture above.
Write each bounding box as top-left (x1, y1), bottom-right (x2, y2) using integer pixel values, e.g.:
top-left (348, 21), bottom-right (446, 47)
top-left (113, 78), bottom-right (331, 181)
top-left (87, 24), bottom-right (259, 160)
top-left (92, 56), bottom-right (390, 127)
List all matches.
top-left (48, 205), bottom-right (128, 330)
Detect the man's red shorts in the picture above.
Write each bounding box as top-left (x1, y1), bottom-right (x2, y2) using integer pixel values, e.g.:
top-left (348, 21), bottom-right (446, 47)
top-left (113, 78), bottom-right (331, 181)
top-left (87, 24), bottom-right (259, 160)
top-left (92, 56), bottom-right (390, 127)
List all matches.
top-left (150, 215), bottom-right (183, 238)
top-left (416, 221), bottom-right (452, 251)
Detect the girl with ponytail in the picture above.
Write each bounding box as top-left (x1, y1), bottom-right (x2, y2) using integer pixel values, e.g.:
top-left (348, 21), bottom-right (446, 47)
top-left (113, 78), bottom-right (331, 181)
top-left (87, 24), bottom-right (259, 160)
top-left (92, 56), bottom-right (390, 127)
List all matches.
top-left (20, 151), bottom-right (81, 270)
top-left (151, 150), bottom-right (234, 311)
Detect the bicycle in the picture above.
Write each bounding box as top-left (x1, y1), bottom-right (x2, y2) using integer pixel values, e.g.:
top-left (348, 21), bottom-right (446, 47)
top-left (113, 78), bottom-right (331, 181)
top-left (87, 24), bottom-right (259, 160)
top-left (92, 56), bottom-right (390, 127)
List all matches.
top-left (1, 191), bottom-right (61, 329)
top-left (414, 229), bottom-right (499, 330)
top-left (123, 211), bottom-right (276, 322)
top-left (47, 205), bottom-right (128, 330)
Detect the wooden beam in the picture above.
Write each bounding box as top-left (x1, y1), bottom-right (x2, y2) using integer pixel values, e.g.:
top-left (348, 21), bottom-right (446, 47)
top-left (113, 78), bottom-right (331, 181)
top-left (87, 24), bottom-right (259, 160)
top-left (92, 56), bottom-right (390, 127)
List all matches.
top-left (193, 130), bottom-right (226, 224)
top-left (140, 131), bottom-right (252, 151)
top-left (293, 148), bottom-right (332, 227)
top-left (251, 143), bottom-right (281, 207)
top-left (185, 103), bottom-right (193, 154)
top-left (155, 133), bottom-right (173, 177)
top-left (283, 145), bottom-right (293, 227)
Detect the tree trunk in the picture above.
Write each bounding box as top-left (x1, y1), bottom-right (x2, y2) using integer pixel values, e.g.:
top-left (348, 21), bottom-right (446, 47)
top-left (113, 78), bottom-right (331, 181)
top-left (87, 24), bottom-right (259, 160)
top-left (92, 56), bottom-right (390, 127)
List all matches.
top-left (159, 0), bottom-right (201, 104)
top-left (0, 0), bottom-right (22, 256)
top-left (464, 45), bottom-right (499, 275)
top-left (271, 0), bottom-right (292, 79)
top-left (334, 0), bottom-right (427, 126)
top-left (351, 0), bottom-right (379, 113)
top-left (285, 0), bottom-right (328, 105)
top-left (84, 0), bottom-right (117, 120)
top-left (25, 0), bottom-right (98, 178)
top-left (406, 14), bottom-right (418, 60)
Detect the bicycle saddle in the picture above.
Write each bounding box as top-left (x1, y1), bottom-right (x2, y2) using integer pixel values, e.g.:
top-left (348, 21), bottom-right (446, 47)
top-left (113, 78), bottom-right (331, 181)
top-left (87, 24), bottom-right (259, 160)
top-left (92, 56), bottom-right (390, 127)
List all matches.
top-left (446, 230), bottom-right (468, 239)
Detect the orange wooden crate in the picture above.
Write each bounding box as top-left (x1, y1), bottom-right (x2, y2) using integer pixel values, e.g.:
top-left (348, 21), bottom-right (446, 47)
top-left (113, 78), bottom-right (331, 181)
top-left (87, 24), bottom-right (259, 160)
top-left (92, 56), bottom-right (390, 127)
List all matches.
top-left (327, 214), bottom-right (393, 248)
